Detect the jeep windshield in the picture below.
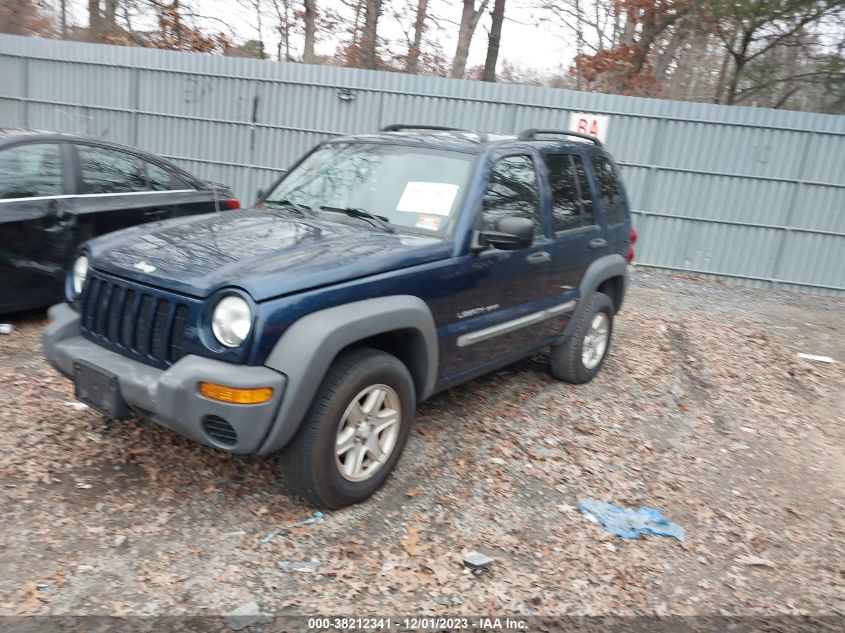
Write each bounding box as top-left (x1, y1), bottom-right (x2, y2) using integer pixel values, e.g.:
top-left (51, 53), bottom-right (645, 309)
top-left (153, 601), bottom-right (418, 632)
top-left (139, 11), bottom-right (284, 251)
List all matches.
top-left (262, 142), bottom-right (474, 235)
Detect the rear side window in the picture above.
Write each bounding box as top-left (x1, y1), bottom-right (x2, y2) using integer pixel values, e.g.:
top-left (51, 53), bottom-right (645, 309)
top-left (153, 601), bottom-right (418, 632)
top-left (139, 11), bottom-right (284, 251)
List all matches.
top-left (573, 157), bottom-right (594, 219)
top-left (544, 154), bottom-right (595, 233)
top-left (78, 146), bottom-right (148, 194)
top-left (480, 155), bottom-right (542, 237)
top-left (0, 143), bottom-right (63, 199)
top-left (147, 161), bottom-right (183, 191)
top-left (591, 155), bottom-right (626, 225)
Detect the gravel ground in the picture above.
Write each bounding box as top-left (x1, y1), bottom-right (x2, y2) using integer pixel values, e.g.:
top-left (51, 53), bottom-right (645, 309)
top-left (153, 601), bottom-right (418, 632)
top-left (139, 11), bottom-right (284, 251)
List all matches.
top-left (0, 269), bottom-right (843, 620)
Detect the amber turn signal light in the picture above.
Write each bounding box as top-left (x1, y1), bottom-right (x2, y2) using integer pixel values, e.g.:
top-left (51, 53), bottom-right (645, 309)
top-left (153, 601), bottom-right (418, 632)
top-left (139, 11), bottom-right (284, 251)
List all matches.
top-left (198, 382), bottom-right (273, 404)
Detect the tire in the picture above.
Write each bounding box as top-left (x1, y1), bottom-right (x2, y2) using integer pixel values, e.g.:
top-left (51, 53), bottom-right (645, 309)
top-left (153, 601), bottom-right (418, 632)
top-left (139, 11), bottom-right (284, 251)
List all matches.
top-left (280, 346), bottom-right (415, 509)
top-left (550, 291), bottom-right (614, 384)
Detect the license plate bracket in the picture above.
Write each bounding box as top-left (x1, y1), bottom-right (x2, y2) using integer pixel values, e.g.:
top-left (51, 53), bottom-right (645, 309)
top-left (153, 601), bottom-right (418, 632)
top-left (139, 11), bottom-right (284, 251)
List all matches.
top-left (74, 360), bottom-right (130, 420)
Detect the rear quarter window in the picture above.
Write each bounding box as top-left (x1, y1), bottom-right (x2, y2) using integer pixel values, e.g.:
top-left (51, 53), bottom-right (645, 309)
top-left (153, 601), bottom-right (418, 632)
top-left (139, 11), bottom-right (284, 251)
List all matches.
top-left (78, 145), bottom-right (148, 194)
top-left (591, 155), bottom-right (626, 226)
top-left (147, 161), bottom-right (185, 191)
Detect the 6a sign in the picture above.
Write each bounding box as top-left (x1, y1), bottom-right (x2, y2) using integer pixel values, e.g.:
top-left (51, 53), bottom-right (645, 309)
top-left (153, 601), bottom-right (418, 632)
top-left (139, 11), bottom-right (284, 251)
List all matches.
top-left (568, 112), bottom-right (609, 143)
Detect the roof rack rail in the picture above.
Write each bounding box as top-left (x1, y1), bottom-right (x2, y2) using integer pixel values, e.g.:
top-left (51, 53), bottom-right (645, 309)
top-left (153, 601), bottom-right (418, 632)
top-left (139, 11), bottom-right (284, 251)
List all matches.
top-left (518, 129), bottom-right (602, 147)
top-left (381, 124), bottom-right (466, 133)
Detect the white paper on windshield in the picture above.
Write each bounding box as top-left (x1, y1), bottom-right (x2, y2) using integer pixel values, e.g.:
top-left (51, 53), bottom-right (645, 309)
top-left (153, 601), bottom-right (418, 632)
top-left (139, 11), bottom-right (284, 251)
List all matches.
top-left (396, 182), bottom-right (459, 216)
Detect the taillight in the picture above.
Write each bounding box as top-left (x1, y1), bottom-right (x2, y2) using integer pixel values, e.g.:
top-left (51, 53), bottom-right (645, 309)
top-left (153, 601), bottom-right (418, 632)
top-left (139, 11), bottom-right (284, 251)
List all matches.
top-left (225, 198), bottom-right (240, 210)
top-left (627, 228), bottom-right (637, 264)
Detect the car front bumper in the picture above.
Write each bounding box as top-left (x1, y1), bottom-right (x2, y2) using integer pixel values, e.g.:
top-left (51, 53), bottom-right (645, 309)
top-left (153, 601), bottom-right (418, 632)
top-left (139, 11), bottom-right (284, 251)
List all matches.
top-left (43, 303), bottom-right (287, 454)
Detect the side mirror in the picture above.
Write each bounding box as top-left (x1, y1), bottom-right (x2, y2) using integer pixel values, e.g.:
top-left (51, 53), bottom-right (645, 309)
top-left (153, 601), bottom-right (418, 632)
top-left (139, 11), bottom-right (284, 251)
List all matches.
top-left (255, 187), bottom-right (267, 202)
top-left (477, 216), bottom-right (534, 251)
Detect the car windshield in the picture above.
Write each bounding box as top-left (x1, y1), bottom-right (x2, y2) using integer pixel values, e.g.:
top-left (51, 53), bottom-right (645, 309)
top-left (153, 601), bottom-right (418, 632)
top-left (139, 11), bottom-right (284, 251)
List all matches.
top-left (263, 142), bottom-right (474, 235)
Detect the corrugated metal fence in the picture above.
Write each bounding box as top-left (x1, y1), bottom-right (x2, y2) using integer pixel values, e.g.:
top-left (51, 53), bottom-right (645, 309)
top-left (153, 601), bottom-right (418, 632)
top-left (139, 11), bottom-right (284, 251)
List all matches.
top-left (1, 34), bottom-right (843, 295)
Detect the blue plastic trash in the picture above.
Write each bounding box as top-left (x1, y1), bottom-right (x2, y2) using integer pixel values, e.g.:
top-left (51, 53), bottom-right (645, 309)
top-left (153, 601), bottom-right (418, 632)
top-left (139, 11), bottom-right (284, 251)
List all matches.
top-left (578, 499), bottom-right (685, 541)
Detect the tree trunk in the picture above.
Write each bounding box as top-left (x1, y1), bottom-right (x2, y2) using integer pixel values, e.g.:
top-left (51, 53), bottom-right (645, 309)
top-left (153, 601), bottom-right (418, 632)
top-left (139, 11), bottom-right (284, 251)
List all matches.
top-left (451, 0), bottom-right (488, 79)
top-left (406, 0), bottom-right (427, 74)
top-left (619, 4), bottom-right (636, 46)
top-left (724, 56), bottom-right (745, 105)
top-left (627, 8), bottom-right (657, 79)
top-left (652, 25), bottom-right (686, 81)
top-left (283, 0), bottom-right (291, 60)
top-left (359, 0), bottom-right (381, 69)
top-left (723, 28), bottom-right (753, 105)
top-left (87, 0), bottom-right (102, 42)
top-left (481, 0), bottom-right (505, 82)
top-left (104, 0), bottom-right (118, 35)
top-left (61, 0), bottom-right (68, 38)
top-left (254, 0), bottom-right (264, 57)
top-left (713, 39), bottom-right (733, 103)
top-left (122, 0), bottom-right (134, 41)
top-left (302, 0), bottom-right (316, 63)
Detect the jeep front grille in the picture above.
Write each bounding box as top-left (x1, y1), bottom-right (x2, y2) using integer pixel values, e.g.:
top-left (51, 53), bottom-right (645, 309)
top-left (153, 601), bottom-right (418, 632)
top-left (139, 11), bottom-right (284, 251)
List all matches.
top-left (80, 273), bottom-right (191, 367)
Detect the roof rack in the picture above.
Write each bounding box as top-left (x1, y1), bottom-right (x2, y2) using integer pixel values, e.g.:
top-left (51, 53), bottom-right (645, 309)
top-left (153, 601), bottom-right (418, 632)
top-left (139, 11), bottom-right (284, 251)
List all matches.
top-left (518, 129), bottom-right (602, 147)
top-left (381, 124), bottom-right (467, 133)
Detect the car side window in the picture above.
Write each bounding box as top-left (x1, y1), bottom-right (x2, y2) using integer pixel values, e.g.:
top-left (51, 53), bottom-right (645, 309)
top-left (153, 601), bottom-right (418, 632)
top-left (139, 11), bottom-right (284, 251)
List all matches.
top-left (573, 156), bottom-right (594, 219)
top-left (147, 161), bottom-right (183, 191)
top-left (544, 153), bottom-right (595, 233)
top-left (78, 146), bottom-right (148, 194)
top-left (591, 155), bottom-right (625, 225)
top-left (0, 143), bottom-right (64, 200)
top-left (479, 155), bottom-right (542, 237)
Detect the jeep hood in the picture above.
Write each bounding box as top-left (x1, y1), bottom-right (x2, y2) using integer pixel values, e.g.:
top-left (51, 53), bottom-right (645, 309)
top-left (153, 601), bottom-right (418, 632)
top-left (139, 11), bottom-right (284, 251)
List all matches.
top-left (88, 209), bottom-right (450, 301)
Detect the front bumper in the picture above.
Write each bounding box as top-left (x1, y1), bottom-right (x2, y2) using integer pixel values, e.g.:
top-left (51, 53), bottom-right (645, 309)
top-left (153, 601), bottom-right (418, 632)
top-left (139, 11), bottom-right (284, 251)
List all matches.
top-left (43, 303), bottom-right (286, 454)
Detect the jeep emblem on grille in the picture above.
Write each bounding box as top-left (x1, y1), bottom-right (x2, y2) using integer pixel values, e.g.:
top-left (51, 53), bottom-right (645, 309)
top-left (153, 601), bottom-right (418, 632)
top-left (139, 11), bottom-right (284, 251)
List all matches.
top-left (133, 261), bottom-right (156, 274)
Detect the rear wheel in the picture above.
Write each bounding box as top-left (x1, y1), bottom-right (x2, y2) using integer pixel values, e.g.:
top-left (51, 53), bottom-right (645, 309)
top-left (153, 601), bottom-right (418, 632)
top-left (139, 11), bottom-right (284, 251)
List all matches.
top-left (550, 291), bottom-right (614, 384)
top-left (280, 347), bottom-right (415, 509)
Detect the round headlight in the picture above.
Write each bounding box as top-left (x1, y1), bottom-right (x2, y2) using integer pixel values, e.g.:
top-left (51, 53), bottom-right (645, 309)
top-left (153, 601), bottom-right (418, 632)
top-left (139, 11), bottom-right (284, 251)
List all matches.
top-left (212, 295), bottom-right (252, 348)
top-left (72, 255), bottom-right (89, 296)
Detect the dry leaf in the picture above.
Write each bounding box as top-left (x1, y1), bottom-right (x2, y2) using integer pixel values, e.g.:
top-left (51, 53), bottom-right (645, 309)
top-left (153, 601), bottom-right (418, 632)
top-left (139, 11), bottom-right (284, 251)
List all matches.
top-left (402, 525), bottom-right (421, 556)
top-left (405, 485), bottom-right (423, 498)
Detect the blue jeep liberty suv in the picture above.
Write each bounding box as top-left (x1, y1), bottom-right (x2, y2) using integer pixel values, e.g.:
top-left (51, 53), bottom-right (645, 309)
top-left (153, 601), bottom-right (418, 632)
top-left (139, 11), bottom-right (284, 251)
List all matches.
top-left (44, 125), bottom-right (636, 508)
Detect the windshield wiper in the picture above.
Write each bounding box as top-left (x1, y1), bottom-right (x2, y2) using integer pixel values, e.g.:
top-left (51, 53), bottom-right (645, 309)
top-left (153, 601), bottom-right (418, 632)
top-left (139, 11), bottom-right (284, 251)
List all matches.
top-left (319, 205), bottom-right (397, 234)
top-left (263, 198), bottom-right (315, 218)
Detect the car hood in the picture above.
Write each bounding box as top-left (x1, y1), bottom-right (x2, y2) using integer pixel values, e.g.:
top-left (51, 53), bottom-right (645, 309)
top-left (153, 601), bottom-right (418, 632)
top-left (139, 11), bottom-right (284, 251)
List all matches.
top-left (88, 209), bottom-right (450, 301)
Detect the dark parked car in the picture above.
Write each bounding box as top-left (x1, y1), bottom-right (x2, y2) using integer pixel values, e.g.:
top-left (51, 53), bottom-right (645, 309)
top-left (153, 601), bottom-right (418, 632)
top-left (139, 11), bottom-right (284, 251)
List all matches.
top-left (0, 128), bottom-right (239, 313)
top-left (44, 125), bottom-right (636, 508)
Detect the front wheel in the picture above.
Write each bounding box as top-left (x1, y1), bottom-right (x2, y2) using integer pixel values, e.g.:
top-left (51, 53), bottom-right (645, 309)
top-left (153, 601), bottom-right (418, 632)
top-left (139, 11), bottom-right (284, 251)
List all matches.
top-left (550, 291), bottom-right (614, 384)
top-left (280, 347), bottom-right (415, 509)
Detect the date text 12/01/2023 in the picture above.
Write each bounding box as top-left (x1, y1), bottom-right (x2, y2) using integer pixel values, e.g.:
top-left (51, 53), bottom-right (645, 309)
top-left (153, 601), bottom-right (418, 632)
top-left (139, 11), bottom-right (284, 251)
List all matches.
top-left (306, 617), bottom-right (528, 630)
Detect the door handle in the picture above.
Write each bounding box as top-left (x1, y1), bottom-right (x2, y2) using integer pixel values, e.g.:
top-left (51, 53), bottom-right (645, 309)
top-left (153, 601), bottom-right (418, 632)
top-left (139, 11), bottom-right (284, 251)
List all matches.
top-left (526, 251), bottom-right (551, 265)
top-left (589, 238), bottom-right (607, 249)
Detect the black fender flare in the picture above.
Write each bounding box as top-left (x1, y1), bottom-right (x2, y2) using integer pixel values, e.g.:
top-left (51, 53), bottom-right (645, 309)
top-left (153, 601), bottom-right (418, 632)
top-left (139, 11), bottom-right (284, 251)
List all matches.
top-left (257, 295), bottom-right (438, 455)
top-left (562, 253), bottom-right (628, 338)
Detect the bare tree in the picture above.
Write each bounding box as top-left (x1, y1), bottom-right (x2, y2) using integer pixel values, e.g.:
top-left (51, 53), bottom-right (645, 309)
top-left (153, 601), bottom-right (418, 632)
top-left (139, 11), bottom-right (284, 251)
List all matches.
top-left (269, 0), bottom-right (293, 60)
top-left (359, 0), bottom-right (382, 69)
top-left (705, 0), bottom-right (844, 105)
top-left (451, 0), bottom-right (489, 78)
top-left (406, 0), bottom-right (428, 73)
top-left (238, 0), bottom-right (266, 57)
top-left (303, 0), bottom-right (317, 62)
top-left (482, 0), bottom-right (506, 81)
top-left (60, 0), bottom-right (68, 37)
top-left (87, 0), bottom-right (102, 41)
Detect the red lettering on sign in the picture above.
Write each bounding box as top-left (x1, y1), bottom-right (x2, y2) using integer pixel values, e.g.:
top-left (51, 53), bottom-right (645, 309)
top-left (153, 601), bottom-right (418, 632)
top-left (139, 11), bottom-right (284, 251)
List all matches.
top-left (575, 117), bottom-right (601, 137)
